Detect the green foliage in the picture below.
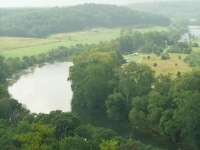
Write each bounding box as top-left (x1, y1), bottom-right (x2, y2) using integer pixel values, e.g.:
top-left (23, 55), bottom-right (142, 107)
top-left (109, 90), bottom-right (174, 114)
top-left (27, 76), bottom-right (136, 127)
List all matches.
top-left (68, 43), bottom-right (125, 113)
top-left (161, 52), bottom-right (170, 60)
top-left (174, 91), bottom-right (200, 148)
top-left (129, 1), bottom-right (200, 20)
top-left (148, 91), bottom-right (166, 126)
top-left (0, 56), bottom-right (8, 83)
top-left (192, 42), bottom-right (199, 47)
top-left (0, 119), bottom-right (16, 150)
top-left (118, 30), bottom-right (166, 55)
top-left (91, 127), bottom-right (116, 142)
top-left (34, 111), bottom-right (81, 140)
top-left (0, 4), bottom-right (170, 38)
top-left (0, 84), bottom-right (10, 99)
top-left (13, 122), bottom-right (55, 150)
top-left (158, 109), bottom-right (179, 142)
top-left (174, 68), bottom-right (200, 93)
top-left (129, 96), bottom-right (149, 128)
top-left (0, 98), bottom-right (29, 126)
top-left (74, 124), bottom-right (95, 140)
top-left (168, 42), bottom-right (192, 54)
top-left (105, 93), bottom-right (128, 121)
top-left (100, 140), bottom-right (118, 150)
top-left (184, 51), bottom-right (200, 67)
top-left (176, 71), bottom-right (181, 78)
top-left (60, 136), bottom-right (99, 150)
top-left (119, 140), bottom-right (167, 150)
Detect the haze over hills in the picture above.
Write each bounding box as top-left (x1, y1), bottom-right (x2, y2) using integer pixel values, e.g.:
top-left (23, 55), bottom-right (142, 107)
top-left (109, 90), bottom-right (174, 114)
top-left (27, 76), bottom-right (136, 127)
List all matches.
top-left (0, 4), bottom-right (170, 38)
top-left (128, 1), bottom-right (200, 20)
top-left (1, 0), bottom-right (199, 7)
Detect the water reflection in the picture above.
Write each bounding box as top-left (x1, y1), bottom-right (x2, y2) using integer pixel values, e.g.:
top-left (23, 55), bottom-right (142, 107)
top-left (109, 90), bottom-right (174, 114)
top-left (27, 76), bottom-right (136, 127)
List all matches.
top-left (8, 62), bottom-right (73, 114)
top-left (189, 25), bottom-right (200, 38)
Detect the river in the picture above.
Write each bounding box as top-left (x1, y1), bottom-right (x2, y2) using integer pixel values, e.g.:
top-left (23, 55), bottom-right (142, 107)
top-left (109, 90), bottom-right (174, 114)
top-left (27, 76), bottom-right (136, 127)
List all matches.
top-left (8, 62), bottom-right (73, 114)
top-left (181, 25), bottom-right (200, 41)
top-left (189, 25), bottom-right (200, 38)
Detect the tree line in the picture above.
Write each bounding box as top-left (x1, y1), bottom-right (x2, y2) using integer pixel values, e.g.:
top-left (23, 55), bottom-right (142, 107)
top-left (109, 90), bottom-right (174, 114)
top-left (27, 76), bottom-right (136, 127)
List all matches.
top-left (128, 1), bottom-right (200, 19)
top-left (0, 28), bottom-right (196, 149)
top-left (0, 27), bottom-right (186, 83)
top-left (68, 42), bottom-right (200, 149)
top-left (0, 3), bottom-right (170, 38)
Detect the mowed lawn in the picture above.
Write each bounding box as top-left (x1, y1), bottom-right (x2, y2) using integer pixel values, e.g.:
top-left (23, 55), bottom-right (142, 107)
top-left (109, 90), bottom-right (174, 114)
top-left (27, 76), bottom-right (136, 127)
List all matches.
top-left (0, 26), bottom-right (168, 58)
top-left (142, 53), bottom-right (192, 77)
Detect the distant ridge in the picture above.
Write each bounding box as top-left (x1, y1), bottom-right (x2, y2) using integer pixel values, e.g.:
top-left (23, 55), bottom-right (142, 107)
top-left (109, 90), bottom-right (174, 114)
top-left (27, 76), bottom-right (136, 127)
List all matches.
top-left (0, 3), bottom-right (170, 38)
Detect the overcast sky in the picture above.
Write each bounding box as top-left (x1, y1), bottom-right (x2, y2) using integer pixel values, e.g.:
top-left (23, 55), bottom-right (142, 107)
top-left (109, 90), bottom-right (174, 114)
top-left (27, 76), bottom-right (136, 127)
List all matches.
top-left (0, 0), bottom-right (153, 7)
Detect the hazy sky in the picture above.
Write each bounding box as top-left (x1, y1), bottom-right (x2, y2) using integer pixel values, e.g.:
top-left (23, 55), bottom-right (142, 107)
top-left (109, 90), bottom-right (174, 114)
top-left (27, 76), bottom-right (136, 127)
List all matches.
top-left (0, 0), bottom-right (146, 7)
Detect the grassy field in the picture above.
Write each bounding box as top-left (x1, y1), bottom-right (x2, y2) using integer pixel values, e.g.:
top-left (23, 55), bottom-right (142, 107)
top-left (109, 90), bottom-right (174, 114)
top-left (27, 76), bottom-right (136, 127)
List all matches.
top-left (0, 26), bottom-right (168, 58)
top-left (132, 26), bottom-right (169, 33)
top-left (0, 28), bottom-right (121, 58)
top-left (141, 53), bottom-right (192, 77)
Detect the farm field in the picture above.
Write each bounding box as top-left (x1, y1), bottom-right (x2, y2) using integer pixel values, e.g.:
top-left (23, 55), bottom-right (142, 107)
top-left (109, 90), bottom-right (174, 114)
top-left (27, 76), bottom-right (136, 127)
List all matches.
top-left (0, 26), bottom-right (168, 58)
top-left (0, 28), bottom-right (121, 58)
top-left (141, 53), bottom-right (192, 77)
top-left (132, 26), bottom-right (169, 33)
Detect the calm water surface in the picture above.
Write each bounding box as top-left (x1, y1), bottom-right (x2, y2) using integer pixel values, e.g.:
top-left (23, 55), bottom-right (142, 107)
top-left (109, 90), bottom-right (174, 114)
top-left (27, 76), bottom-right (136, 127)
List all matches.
top-left (8, 62), bottom-right (73, 114)
top-left (181, 25), bottom-right (200, 41)
top-left (189, 25), bottom-right (200, 38)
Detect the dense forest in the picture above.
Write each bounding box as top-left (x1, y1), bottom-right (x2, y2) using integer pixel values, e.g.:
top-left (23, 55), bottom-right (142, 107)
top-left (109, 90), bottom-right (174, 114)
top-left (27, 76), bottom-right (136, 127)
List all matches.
top-left (0, 25), bottom-right (199, 149)
top-left (0, 3), bottom-right (170, 38)
top-left (0, 33), bottom-right (178, 150)
top-left (128, 1), bottom-right (200, 26)
top-left (68, 38), bottom-right (200, 149)
top-left (1, 2), bottom-right (200, 149)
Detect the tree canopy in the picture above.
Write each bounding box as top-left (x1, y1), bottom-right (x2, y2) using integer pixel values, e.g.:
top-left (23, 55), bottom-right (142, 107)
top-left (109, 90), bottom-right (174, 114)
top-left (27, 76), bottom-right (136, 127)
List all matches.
top-left (0, 4), bottom-right (170, 38)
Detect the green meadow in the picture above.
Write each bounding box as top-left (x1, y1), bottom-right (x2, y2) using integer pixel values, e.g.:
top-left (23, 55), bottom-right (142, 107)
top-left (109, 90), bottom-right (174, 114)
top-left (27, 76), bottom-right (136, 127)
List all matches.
top-left (142, 53), bottom-right (192, 77)
top-left (1, 25), bottom-right (194, 77)
top-left (0, 26), bottom-right (168, 58)
top-left (0, 28), bottom-right (121, 58)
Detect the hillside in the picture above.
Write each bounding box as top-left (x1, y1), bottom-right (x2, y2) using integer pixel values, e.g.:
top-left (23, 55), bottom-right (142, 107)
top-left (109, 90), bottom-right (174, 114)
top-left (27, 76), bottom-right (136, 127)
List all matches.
top-left (0, 3), bottom-right (170, 38)
top-left (128, 1), bottom-right (200, 20)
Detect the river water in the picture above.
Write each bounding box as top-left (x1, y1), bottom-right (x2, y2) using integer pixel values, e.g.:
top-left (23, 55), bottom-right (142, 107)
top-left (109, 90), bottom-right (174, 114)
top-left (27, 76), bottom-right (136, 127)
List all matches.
top-left (8, 62), bottom-right (73, 114)
top-left (181, 25), bottom-right (200, 41)
top-left (189, 25), bottom-right (200, 38)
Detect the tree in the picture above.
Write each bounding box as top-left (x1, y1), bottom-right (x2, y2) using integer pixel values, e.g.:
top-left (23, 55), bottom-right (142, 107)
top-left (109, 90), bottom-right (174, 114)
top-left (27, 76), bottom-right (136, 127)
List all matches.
top-left (117, 62), bottom-right (155, 102)
top-left (60, 136), bottom-right (99, 150)
top-left (74, 124), bottom-right (95, 140)
top-left (0, 84), bottom-right (10, 99)
top-left (105, 92), bottom-right (128, 121)
top-left (0, 98), bottom-right (29, 126)
top-left (174, 91), bottom-right (200, 148)
top-left (161, 52), bottom-right (170, 60)
top-left (51, 112), bottom-right (81, 140)
top-left (68, 46), bottom-right (124, 113)
top-left (132, 31), bottom-right (145, 52)
top-left (13, 123), bottom-right (55, 150)
top-left (148, 91), bottom-right (166, 127)
top-left (91, 127), bottom-right (116, 142)
top-left (158, 109), bottom-right (180, 142)
top-left (168, 42), bottom-right (192, 54)
top-left (0, 56), bottom-right (8, 83)
top-left (184, 52), bottom-right (200, 67)
top-left (100, 140), bottom-right (118, 150)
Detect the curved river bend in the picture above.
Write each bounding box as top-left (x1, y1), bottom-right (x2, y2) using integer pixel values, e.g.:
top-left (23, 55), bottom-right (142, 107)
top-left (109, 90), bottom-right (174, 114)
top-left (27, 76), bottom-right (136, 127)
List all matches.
top-left (8, 62), bottom-right (73, 114)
